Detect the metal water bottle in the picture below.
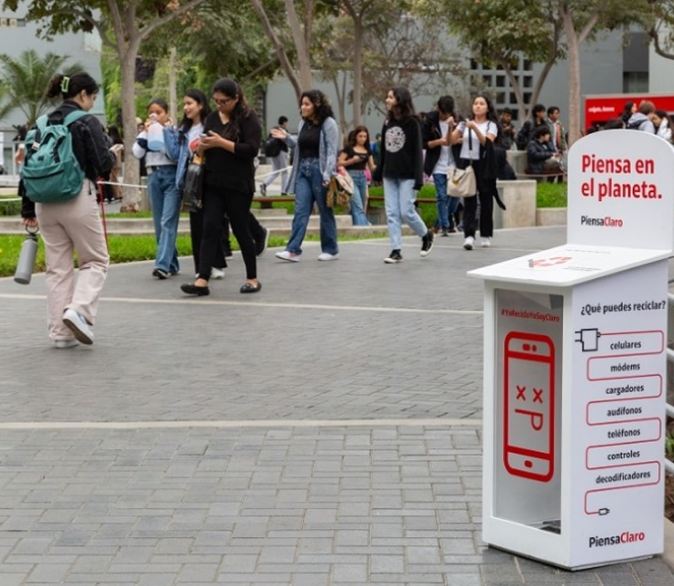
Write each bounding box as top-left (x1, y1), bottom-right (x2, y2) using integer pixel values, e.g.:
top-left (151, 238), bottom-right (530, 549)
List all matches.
top-left (14, 228), bottom-right (38, 285)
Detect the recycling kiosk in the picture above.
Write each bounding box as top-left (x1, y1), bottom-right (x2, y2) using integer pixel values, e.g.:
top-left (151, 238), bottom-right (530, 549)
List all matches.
top-left (470, 131), bottom-right (673, 570)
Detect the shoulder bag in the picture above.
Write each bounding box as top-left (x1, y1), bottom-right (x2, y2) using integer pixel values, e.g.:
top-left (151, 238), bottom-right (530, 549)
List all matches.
top-left (182, 152), bottom-right (204, 212)
top-left (447, 126), bottom-right (476, 198)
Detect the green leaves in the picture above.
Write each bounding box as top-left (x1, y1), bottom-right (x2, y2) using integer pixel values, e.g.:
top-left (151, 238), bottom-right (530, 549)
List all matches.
top-left (0, 49), bottom-right (83, 125)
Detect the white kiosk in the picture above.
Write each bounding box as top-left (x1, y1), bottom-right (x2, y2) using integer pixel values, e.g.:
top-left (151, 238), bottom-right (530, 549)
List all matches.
top-left (470, 131), bottom-right (673, 569)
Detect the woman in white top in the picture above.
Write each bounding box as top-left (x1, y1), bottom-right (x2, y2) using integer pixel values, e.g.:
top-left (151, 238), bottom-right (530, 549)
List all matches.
top-left (450, 94), bottom-right (499, 250)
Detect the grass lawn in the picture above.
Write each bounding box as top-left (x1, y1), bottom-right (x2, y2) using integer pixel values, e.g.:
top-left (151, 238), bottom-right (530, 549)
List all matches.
top-left (0, 181), bottom-right (567, 277)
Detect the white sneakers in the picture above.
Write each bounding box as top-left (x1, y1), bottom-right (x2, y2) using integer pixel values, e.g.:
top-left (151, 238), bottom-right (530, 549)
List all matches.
top-left (463, 236), bottom-right (475, 250)
top-left (480, 237), bottom-right (491, 248)
top-left (62, 309), bottom-right (94, 345)
top-left (211, 267), bottom-right (225, 279)
top-left (275, 250), bottom-right (300, 262)
top-left (276, 251), bottom-right (339, 261)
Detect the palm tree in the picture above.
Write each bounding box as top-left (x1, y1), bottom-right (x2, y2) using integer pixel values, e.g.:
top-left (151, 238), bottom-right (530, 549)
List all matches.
top-left (0, 81), bottom-right (13, 122)
top-left (0, 50), bottom-right (83, 126)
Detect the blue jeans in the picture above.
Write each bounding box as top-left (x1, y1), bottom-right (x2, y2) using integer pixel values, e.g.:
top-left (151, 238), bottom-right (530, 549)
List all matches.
top-left (383, 177), bottom-right (428, 251)
top-left (148, 165), bottom-right (180, 273)
top-left (348, 170), bottom-right (369, 226)
top-left (286, 158), bottom-right (338, 256)
top-left (433, 173), bottom-right (460, 229)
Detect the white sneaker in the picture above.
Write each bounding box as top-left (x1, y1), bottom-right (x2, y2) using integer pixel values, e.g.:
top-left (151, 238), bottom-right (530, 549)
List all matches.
top-left (275, 250), bottom-right (300, 262)
top-left (54, 339), bottom-right (79, 349)
top-left (463, 236), bottom-right (474, 251)
top-left (62, 309), bottom-right (94, 345)
top-left (317, 252), bottom-right (339, 261)
top-left (211, 267), bottom-right (225, 279)
top-left (480, 237), bottom-right (491, 248)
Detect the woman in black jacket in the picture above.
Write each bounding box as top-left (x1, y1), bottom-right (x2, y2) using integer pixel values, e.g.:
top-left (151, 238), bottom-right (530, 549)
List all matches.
top-left (180, 78), bottom-right (262, 296)
top-left (21, 72), bottom-right (116, 348)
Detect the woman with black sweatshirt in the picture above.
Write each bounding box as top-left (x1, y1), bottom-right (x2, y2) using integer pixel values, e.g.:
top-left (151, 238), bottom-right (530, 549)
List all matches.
top-left (372, 87), bottom-right (434, 264)
top-left (180, 78), bottom-right (261, 296)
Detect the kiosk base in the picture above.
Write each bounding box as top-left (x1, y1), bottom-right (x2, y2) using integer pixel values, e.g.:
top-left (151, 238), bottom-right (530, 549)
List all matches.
top-left (486, 544), bottom-right (653, 571)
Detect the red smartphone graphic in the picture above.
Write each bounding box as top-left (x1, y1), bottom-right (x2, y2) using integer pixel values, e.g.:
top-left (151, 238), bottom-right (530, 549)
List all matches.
top-left (504, 332), bottom-right (556, 482)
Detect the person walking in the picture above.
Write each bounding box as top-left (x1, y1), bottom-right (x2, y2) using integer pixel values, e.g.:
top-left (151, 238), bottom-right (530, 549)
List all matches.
top-left (449, 94), bottom-right (500, 250)
top-left (337, 125), bottom-right (375, 226)
top-left (20, 71), bottom-right (116, 348)
top-left (164, 88), bottom-right (227, 279)
top-left (132, 97), bottom-right (181, 279)
top-left (372, 86), bottom-right (435, 264)
top-left (180, 78), bottom-right (262, 296)
top-left (260, 115), bottom-right (290, 195)
top-left (274, 89), bottom-right (340, 262)
top-left (422, 95), bottom-right (460, 236)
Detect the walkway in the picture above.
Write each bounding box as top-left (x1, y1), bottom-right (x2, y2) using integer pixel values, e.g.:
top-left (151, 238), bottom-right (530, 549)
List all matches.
top-left (0, 226), bottom-right (672, 585)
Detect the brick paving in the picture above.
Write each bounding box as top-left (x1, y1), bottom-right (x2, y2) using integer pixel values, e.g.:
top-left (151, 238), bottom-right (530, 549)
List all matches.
top-left (0, 225), bottom-right (672, 585)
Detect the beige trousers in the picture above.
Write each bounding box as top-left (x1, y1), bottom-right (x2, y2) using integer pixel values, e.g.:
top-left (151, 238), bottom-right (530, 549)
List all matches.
top-left (36, 180), bottom-right (109, 341)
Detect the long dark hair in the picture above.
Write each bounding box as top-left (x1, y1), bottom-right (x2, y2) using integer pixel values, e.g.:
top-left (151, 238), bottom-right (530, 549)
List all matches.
top-left (388, 86), bottom-right (416, 123)
top-left (300, 89), bottom-right (334, 125)
top-left (46, 72), bottom-right (99, 100)
top-left (178, 88), bottom-right (211, 140)
top-left (348, 125), bottom-right (372, 154)
top-left (212, 77), bottom-right (251, 140)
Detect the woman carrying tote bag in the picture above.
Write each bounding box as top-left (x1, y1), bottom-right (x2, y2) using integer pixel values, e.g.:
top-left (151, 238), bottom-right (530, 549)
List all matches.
top-left (449, 94), bottom-right (499, 250)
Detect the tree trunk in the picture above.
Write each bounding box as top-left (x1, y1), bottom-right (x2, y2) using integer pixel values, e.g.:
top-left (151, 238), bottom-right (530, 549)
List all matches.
top-left (249, 0), bottom-right (303, 99)
top-left (563, 7), bottom-right (581, 147)
top-left (284, 0), bottom-right (313, 91)
top-left (352, 17), bottom-right (364, 127)
top-left (120, 42), bottom-right (142, 212)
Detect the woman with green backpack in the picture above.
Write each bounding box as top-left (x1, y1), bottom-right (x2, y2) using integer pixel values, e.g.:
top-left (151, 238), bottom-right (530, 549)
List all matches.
top-left (20, 71), bottom-right (116, 348)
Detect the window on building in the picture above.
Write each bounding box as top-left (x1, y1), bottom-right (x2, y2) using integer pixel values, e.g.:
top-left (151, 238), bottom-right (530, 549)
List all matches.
top-left (623, 71), bottom-right (648, 93)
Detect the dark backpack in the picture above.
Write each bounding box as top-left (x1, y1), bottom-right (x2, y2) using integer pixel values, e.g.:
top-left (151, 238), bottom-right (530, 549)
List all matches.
top-left (23, 110), bottom-right (90, 203)
top-left (264, 135), bottom-right (281, 158)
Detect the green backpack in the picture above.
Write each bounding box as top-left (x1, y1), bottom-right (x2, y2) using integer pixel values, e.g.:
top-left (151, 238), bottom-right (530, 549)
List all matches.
top-left (23, 110), bottom-right (90, 203)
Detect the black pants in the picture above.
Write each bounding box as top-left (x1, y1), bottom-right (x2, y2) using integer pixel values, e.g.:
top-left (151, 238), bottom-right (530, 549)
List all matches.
top-left (223, 214), bottom-right (265, 250)
top-left (189, 209), bottom-right (226, 274)
top-left (199, 183), bottom-right (257, 280)
top-left (461, 158), bottom-right (495, 239)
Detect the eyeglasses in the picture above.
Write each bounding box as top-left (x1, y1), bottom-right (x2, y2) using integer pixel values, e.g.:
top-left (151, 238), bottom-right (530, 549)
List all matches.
top-left (213, 97), bottom-right (234, 106)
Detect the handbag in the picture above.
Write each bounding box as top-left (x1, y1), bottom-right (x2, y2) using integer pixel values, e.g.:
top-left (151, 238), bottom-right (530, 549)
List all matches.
top-left (326, 172), bottom-right (354, 208)
top-left (182, 153), bottom-right (204, 212)
top-left (447, 166), bottom-right (476, 198)
top-left (447, 126), bottom-right (476, 197)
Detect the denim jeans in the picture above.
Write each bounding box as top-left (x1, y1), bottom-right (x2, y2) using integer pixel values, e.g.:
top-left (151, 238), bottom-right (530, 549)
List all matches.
top-left (432, 172), bottom-right (460, 229)
top-left (148, 165), bottom-right (180, 273)
top-left (286, 158), bottom-right (338, 256)
top-left (383, 177), bottom-right (428, 251)
top-left (348, 170), bottom-right (369, 226)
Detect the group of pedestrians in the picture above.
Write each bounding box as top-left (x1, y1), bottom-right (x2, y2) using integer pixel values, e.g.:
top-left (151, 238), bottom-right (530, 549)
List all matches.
top-left (18, 65), bottom-right (511, 349)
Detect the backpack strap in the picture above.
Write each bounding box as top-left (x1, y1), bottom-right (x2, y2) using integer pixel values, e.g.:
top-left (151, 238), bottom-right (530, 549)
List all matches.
top-left (64, 110), bottom-right (91, 127)
top-left (34, 115), bottom-right (49, 135)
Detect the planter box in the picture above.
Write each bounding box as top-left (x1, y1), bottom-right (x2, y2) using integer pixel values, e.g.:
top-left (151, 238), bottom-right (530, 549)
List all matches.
top-left (536, 207), bottom-right (567, 226)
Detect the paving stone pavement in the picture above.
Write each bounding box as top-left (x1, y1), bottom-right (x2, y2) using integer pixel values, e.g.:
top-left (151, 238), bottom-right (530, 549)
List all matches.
top-left (0, 225), bottom-right (673, 585)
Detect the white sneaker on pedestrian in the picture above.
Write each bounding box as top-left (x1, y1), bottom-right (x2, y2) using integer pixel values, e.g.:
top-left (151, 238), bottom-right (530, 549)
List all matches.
top-left (275, 250), bottom-right (300, 262)
top-left (54, 339), bottom-right (79, 349)
top-left (62, 309), bottom-right (94, 345)
top-left (463, 236), bottom-right (474, 251)
top-left (211, 267), bottom-right (225, 279)
top-left (480, 237), bottom-right (491, 248)
top-left (317, 252), bottom-right (339, 261)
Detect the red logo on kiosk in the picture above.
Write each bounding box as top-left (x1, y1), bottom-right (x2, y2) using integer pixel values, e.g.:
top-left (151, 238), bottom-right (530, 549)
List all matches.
top-left (504, 332), bottom-right (556, 482)
top-left (530, 256), bottom-right (572, 268)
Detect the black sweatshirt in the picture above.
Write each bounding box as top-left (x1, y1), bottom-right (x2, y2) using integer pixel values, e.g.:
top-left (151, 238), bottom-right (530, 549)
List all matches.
top-left (372, 117), bottom-right (424, 190)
